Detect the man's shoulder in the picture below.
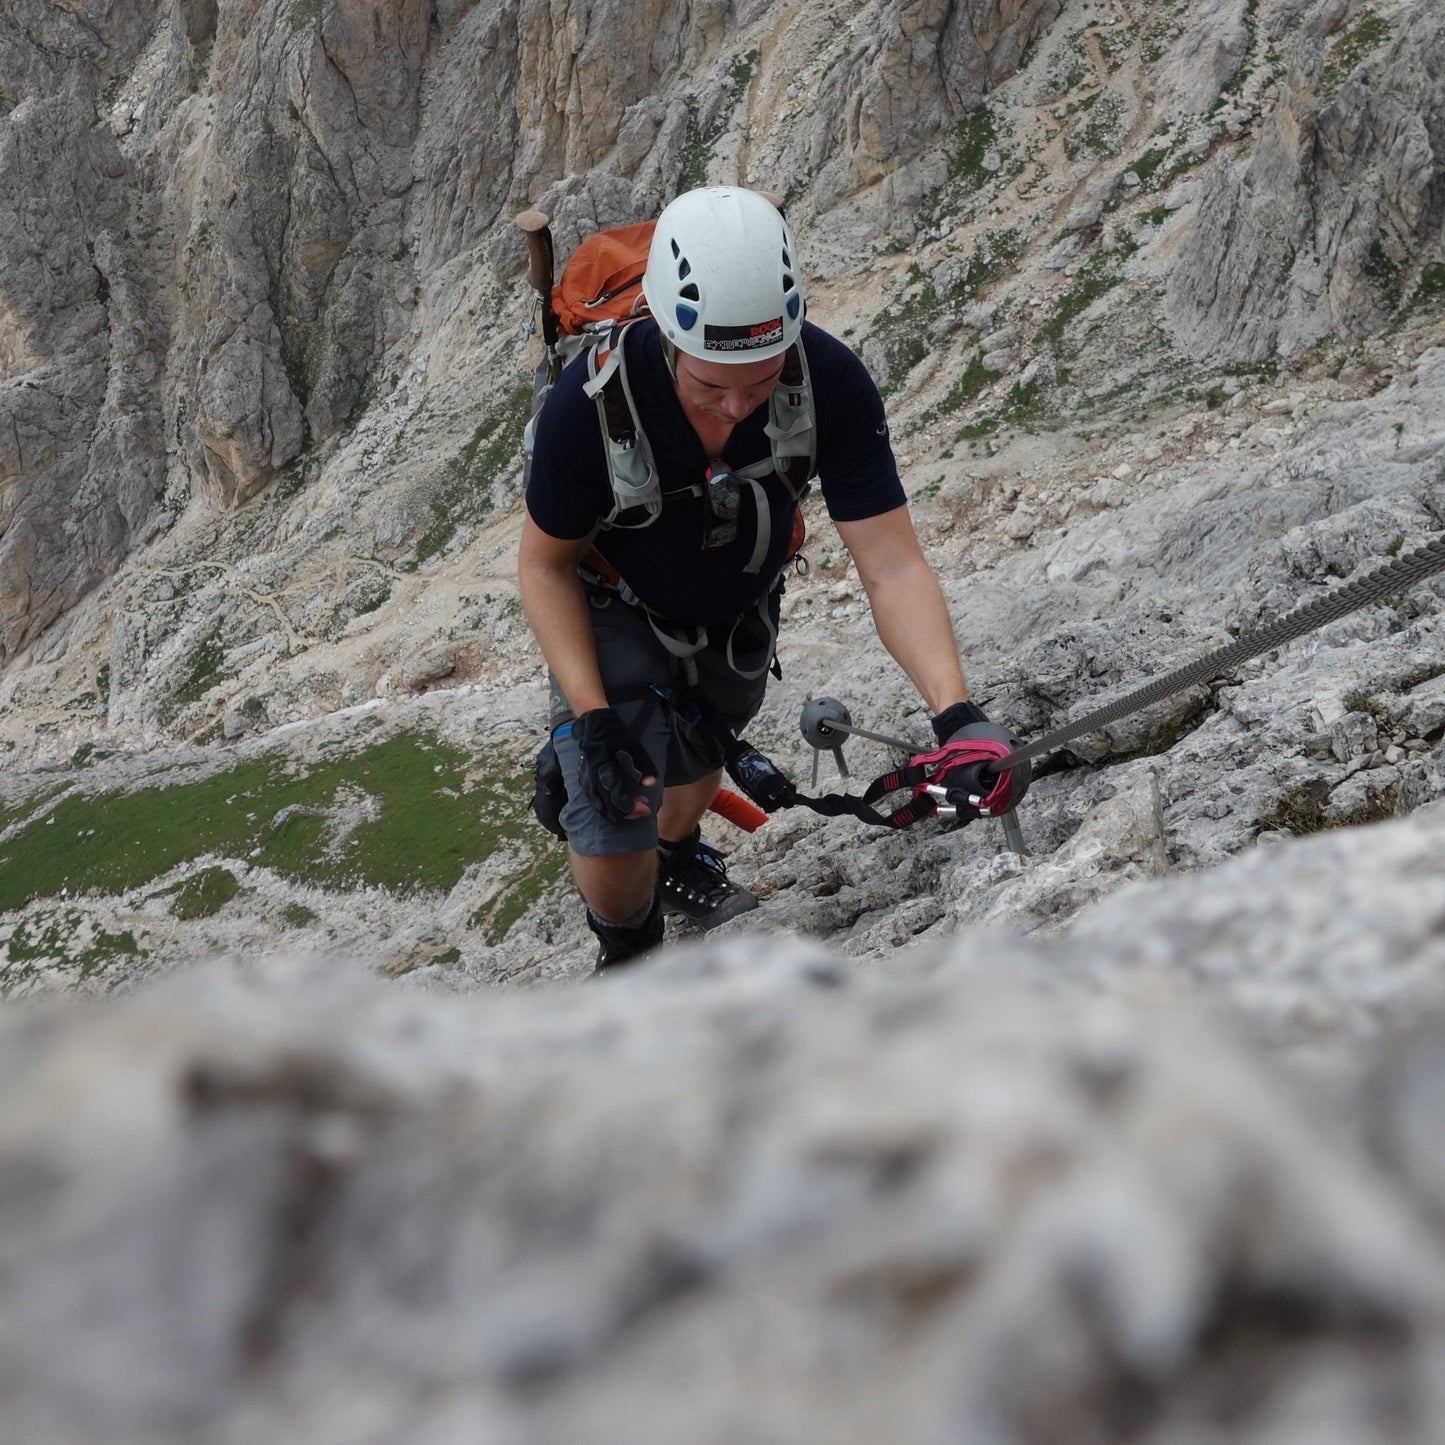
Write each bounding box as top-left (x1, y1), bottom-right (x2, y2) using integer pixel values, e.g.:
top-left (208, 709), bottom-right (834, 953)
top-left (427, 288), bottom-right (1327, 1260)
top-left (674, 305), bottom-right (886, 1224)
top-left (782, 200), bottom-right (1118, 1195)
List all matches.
top-left (799, 319), bottom-right (872, 382)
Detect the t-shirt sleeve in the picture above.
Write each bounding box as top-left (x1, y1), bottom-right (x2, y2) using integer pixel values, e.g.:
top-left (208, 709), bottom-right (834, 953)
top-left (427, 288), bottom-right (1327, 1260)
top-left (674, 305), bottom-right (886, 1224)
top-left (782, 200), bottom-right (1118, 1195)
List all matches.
top-left (807, 327), bottom-right (907, 523)
top-left (524, 358), bottom-right (613, 540)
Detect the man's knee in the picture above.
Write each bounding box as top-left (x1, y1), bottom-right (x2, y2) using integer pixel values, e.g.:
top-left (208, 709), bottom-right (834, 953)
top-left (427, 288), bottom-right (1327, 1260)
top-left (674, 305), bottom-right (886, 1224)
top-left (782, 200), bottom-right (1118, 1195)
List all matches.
top-left (570, 844), bottom-right (658, 922)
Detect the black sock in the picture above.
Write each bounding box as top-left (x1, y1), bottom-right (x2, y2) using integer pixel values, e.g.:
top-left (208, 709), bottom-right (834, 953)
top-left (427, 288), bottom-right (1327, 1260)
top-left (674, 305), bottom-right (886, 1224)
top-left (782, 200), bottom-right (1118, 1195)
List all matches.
top-left (657, 825), bottom-right (698, 860)
top-left (588, 897), bottom-right (657, 931)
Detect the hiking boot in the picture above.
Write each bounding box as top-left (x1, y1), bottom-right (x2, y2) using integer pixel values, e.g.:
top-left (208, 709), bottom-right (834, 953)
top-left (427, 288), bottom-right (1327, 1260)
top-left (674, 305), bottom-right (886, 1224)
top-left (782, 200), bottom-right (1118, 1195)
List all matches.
top-left (588, 894), bottom-right (664, 973)
top-left (657, 829), bottom-right (758, 929)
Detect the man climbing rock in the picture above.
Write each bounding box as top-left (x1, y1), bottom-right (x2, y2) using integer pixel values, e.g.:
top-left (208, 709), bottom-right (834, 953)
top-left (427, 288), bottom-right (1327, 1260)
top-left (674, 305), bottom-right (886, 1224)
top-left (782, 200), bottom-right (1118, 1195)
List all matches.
top-left (518, 185), bottom-right (1026, 970)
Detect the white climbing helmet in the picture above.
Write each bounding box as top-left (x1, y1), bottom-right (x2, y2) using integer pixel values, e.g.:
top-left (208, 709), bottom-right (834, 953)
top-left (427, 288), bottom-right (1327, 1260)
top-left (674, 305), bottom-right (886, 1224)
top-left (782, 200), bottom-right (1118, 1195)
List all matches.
top-left (643, 186), bottom-right (804, 363)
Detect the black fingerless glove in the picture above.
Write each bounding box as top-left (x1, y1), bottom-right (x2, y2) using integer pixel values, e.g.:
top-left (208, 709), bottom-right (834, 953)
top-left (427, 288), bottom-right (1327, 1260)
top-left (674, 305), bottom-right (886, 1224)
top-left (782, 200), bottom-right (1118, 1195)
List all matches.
top-left (575, 708), bottom-right (658, 824)
top-left (931, 700), bottom-right (990, 746)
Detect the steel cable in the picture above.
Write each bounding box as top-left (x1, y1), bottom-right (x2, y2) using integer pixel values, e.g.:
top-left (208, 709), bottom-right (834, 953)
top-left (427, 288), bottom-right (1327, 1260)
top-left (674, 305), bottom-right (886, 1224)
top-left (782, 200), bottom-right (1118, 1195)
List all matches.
top-left (1004, 534), bottom-right (1445, 769)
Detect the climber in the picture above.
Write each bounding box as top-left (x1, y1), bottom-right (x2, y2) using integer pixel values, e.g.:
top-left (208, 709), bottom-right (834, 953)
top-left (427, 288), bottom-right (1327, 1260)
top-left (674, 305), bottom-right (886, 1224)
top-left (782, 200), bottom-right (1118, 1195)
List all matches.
top-left (517, 184), bottom-right (1028, 970)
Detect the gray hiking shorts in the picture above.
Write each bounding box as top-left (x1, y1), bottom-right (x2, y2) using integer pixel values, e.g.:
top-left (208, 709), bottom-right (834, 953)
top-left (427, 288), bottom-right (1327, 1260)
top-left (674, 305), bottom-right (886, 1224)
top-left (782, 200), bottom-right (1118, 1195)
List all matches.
top-left (549, 584), bottom-right (780, 856)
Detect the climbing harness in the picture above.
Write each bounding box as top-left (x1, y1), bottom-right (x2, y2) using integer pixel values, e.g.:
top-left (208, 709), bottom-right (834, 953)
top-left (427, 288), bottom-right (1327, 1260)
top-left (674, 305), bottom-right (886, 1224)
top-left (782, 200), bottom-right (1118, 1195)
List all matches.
top-left (582, 319), bottom-right (816, 538)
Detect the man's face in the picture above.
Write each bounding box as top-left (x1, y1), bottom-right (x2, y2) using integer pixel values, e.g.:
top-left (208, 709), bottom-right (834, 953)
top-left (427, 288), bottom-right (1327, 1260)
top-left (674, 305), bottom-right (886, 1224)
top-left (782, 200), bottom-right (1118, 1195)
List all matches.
top-left (672, 351), bottom-right (785, 426)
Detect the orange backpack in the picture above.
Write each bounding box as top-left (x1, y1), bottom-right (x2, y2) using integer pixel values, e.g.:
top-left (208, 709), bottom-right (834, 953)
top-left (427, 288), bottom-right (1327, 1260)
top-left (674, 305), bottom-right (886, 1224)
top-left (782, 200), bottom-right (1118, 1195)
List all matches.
top-left (549, 220), bottom-right (656, 336)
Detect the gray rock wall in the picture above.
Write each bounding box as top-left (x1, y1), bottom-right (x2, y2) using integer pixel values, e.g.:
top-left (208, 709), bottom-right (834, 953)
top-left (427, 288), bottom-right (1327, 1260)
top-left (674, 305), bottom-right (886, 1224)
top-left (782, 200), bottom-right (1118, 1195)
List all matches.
top-left (1166, 2), bottom-right (1445, 360)
top-left (6, 801), bottom-right (1445, 1444)
top-left (0, 0), bottom-right (1056, 666)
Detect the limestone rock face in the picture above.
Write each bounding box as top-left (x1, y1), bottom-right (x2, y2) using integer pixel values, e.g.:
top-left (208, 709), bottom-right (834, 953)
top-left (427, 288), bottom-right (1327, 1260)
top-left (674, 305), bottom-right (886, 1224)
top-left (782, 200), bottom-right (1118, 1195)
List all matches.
top-left (0, 84), bottom-right (163, 665)
top-left (1165, 3), bottom-right (1445, 360)
top-left (0, 0), bottom-right (1063, 663)
top-left (6, 802), bottom-right (1445, 1444)
top-left (5, 3), bottom-right (1445, 1428)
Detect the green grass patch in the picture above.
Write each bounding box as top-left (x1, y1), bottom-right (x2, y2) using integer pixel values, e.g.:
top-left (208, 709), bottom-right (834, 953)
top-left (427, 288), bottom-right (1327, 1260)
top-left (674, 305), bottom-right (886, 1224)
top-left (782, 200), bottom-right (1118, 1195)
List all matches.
top-left (1066, 91), bottom-right (1124, 161)
top-left (922, 352), bottom-right (992, 425)
top-left (677, 51), bottom-right (760, 192)
top-left (1409, 262), bottom-right (1445, 317)
top-left (1323, 9), bottom-right (1391, 96)
top-left (1260, 770), bottom-right (1398, 835)
top-left (969, 227), bottom-right (1025, 289)
top-left (0, 733), bottom-right (545, 912)
top-left (1219, 63), bottom-right (1252, 98)
top-left (1035, 251), bottom-right (1129, 353)
top-left (677, 98), bottom-right (719, 192)
top-left (176, 622), bottom-right (226, 705)
top-left (288, 0), bottom-right (323, 29)
top-left (949, 105), bottom-right (998, 187)
top-left (877, 334), bottom-right (930, 397)
top-left (474, 845), bottom-right (569, 946)
top-left (1342, 690), bottom-right (1396, 726)
top-left (1046, 56), bottom-right (1089, 97)
top-left (1366, 239), bottom-right (1403, 314)
top-left (1398, 663), bottom-right (1445, 695)
top-left (1257, 781), bottom-right (1331, 835)
top-left (998, 376), bottom-right (1048, 429)
top-left (867, 264), bottom-right (944, 397)
top-left (282, 901), bottom-right (318, 927)
top-left (728, 48), bottom-right (760, 90)
top-left (1130, 146), bottom-right (1171, 188)
top-left (0, 783), bottom-right (69, 837)
top-left (2, 911), bottom-right (141, 992)
top-left (171, 866), bottom-right (241, 920)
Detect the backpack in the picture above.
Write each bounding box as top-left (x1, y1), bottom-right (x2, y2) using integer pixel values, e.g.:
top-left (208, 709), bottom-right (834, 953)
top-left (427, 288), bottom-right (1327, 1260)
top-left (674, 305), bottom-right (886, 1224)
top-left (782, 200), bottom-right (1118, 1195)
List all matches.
top-left (549, 219), bottom-right (656, 335)
top-left (520, 212), bottom-right (817, 566)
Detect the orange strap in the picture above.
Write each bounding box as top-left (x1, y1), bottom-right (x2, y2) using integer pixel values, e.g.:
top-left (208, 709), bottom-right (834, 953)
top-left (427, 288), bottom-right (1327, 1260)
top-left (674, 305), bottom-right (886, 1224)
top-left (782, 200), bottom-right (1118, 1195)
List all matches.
top-left (710, 788), bottom-right (769, 832)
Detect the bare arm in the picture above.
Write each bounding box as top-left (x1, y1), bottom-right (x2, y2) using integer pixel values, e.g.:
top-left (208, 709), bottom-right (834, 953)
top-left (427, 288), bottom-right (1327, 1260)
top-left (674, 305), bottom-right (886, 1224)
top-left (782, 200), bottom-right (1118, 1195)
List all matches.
top-left (516, 514), bottom-right (611, 716)
top-left (834, 505), bottom-right (970, 715)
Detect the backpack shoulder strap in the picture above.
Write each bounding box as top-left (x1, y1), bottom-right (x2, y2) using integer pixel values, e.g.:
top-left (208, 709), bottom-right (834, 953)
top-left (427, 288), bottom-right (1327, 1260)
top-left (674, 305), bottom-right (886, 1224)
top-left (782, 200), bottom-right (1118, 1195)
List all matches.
top-left (733, 340), bottom-right (816, 501)
top-left (771, 340), bottom-right (816, 498)
top-left (583, 330), bottom-right (815, 542)
top-left (582, 322), bottom-right (662, 528)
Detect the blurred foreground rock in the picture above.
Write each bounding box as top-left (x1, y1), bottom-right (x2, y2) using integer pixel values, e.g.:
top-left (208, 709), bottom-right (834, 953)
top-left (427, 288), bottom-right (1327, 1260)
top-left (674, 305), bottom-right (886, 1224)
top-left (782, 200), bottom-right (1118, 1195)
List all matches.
top-left (6, 801), bottom-right (1445, 1445)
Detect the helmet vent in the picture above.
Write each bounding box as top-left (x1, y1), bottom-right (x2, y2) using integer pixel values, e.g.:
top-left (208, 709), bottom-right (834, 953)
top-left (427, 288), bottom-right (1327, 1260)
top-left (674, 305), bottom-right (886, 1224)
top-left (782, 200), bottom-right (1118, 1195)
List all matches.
top-left (675, 303), bottom-right (700, 331)
top-left (679, 282), bottom-right (700, 302)
top-left (678, 258), bottom-right (692, 280)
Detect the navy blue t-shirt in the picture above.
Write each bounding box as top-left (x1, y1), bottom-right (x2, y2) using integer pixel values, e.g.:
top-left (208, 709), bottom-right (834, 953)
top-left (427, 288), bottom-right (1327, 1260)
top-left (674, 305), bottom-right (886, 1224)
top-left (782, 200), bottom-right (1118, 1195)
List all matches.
top-left (526, 319), bottom-right (905, 627)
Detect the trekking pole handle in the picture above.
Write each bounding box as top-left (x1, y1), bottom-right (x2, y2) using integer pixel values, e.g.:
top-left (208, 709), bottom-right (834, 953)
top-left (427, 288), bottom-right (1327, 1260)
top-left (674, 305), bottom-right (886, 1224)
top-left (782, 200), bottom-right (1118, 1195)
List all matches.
top-left (515, 209), bottom-right (553, 294)
top-left (515, 209), bottom-right (559, 349)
